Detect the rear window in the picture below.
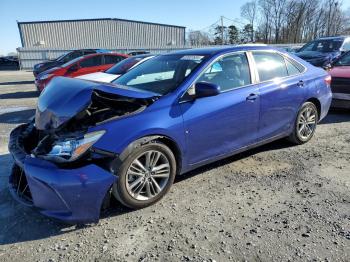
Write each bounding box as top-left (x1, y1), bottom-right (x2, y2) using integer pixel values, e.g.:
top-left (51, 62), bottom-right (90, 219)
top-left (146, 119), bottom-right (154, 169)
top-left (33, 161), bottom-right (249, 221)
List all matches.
top-left (253, 52), bottom-right (288, 82)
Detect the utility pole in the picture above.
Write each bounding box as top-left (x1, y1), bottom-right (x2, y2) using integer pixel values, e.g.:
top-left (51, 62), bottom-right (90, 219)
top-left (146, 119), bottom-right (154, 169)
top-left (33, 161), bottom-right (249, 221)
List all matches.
top-left (220, 16), bottom-right (225, 45)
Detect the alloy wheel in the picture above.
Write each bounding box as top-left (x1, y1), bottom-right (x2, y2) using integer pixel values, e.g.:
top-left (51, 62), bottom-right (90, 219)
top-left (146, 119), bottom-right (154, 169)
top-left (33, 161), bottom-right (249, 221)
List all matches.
top-left (126, 150), bottom-right (170, 201)
top-left (297, 105), bottom-right (317, 140)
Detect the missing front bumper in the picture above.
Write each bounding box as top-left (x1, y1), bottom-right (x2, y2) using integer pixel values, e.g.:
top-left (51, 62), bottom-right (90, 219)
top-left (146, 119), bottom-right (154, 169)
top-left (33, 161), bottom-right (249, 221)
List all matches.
top-left (8, 123), bottom-right (117, 223)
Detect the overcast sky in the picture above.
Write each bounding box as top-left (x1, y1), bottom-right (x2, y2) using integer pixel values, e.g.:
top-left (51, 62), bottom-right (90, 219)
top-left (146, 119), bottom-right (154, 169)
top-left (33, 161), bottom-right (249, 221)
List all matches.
top-left (1, 0), bottom-right (350, 55)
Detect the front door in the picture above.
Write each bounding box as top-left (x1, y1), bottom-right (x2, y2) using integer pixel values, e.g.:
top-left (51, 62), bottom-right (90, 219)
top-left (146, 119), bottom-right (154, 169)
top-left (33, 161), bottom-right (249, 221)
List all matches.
top-left (180, 52), bottom-right (260, 165)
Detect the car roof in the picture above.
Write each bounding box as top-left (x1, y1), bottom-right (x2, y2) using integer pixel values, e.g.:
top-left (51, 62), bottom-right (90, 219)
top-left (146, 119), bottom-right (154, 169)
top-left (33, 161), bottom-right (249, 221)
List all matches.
top-left (163, 45), bottom-right (280, 56)
top-left (80, 52), bottom-right (128, 59)
top-left (131, 54), bottom-right (155, 59)
top-left (316, 36), bottom-right (348, 41)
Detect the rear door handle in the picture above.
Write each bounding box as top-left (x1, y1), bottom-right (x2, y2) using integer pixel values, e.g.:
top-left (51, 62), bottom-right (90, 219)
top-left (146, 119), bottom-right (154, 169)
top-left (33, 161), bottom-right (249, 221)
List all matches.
top-left (246, 93), bottom-right (259, 101)
top-left (297, 80), bottom-right (304, 87)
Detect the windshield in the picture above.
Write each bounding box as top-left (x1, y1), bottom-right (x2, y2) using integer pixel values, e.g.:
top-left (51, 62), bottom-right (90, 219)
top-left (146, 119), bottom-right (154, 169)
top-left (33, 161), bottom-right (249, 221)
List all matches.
top-left (55, 53), bottom-right (66, 61)
top-left (299, 39), bottom-right (343, 53)
top-left (334, 52), bottom-right (350, 66)
top-left (60, 56), bottom-right (82, 68)
top-left (113, 54), bottom-right (207, 95)
top-left (106, 56), bottom-right (148, 75)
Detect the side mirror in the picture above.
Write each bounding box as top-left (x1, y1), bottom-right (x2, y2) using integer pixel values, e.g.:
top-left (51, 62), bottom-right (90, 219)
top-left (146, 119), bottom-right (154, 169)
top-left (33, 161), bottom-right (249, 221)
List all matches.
top-left (67, 64), bottom-right (79, 72)
top-left (194, 82), bottom-right (220, 98)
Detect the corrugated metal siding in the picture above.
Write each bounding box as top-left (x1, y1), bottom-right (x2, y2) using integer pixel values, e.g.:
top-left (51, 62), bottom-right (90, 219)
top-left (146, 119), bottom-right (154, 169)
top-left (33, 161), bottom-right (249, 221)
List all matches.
top-left (18, 19), bottom-right (185, 49)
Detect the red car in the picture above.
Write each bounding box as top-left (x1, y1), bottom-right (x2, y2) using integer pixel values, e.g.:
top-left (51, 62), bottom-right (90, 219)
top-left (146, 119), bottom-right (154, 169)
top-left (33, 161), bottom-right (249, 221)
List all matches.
top-left (329, 51), bottom-right (350, 109)
top-left (35, 53), bottom-right (128, 92)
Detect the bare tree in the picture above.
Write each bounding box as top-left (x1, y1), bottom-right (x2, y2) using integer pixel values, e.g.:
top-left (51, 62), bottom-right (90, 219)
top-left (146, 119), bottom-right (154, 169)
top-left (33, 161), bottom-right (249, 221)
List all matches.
top-left (187, 30), bottom-right (211, 46)
top-left (241, 1), bottom-right (258, 41)
top-left (252, 0), bottom-right (348, 44)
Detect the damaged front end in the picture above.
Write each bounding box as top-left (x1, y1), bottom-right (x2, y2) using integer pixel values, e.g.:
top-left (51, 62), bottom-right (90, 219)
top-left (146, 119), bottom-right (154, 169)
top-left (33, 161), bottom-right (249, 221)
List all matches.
top-left (8, 77), bottom-right (158, 223)
top-left (34, 90), bottom-right (153, 164)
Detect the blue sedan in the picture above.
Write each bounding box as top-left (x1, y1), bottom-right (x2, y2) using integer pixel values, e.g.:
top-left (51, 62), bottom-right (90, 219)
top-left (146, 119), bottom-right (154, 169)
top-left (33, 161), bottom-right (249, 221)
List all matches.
top-left (9, 46), bottom-right (332, 223)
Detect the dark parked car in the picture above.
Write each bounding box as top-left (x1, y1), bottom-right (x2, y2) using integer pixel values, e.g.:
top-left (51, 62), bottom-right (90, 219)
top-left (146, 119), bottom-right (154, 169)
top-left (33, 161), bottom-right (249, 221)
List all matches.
top-left (328, 51), bottom-right (350, 108)
top-left (33, 49), bottom-right (109, 77)
top-left (296, 36), bottom-right (350, 67)
top-left (0, 57), bottom-right (19, 70)
top-left (128, 51), bottom-right (150, 56)
top-left (9, 46), bottom-right (332, 223)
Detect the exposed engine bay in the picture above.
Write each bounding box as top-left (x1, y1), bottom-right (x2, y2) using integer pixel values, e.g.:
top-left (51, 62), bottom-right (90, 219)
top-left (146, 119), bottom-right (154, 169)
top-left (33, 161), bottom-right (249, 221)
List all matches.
top-left (25, 88), bottom-right (156, 164)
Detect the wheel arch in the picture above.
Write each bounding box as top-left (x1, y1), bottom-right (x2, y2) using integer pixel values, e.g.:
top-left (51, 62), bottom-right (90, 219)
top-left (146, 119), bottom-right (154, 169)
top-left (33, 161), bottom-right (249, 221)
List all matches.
top-left (306, 97), bottom-right (321, 120)
top-left (118, 134), bottom-right (183, 176)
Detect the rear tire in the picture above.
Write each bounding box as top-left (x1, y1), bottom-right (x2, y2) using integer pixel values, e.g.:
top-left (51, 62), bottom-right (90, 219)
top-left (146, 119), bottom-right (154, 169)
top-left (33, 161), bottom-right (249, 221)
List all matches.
top-left (112, 141), bottom-right (176, 209)
top-left (288, 102), bottom-right (318, 144)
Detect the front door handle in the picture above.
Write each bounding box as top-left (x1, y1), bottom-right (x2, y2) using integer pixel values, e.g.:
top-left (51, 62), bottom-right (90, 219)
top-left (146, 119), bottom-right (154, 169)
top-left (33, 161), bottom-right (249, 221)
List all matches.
top-left (246, 93), bottom-right (259, 101)
top-left (297, 80), bottom-right (304, 87)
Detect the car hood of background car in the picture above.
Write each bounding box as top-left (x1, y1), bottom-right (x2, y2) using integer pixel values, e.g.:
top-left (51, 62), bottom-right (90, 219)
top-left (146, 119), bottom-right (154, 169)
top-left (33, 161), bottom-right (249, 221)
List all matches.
top-left (35, 76), bottom-right (159, 130)
top-left (296, 51), bottom-right (338, 60)
top-left (329, 66), bottom-right (350, 78)
top-left (34, 60), bottom-right (59, 71)
top-left (75, 72), bottom-right (121, 83)
top-left (36, 66), bottom-right (61, 78)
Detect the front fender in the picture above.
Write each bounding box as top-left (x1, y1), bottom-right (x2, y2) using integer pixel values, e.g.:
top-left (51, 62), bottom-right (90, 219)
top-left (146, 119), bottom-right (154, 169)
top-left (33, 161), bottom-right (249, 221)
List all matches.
top-left (89, 103), bottom-right (186, 167)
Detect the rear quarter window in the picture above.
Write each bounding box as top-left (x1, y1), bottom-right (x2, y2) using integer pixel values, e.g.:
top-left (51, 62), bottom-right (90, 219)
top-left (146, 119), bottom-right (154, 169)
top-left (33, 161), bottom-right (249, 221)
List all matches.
top-left (285, 58), bottom-right (303, 75)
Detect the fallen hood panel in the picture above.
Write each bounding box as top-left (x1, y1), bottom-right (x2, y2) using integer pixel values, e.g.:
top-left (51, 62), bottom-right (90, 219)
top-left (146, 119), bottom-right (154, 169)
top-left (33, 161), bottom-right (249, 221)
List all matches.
top-left (35, 76), bottom-right (158, 130)
top-left (75, 72), bottom-right (120, 83)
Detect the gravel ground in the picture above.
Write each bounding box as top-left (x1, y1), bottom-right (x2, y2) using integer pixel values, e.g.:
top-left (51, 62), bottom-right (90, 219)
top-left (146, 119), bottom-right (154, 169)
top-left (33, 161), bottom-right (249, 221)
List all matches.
top-left (0, 71), bottom-right (349, 262)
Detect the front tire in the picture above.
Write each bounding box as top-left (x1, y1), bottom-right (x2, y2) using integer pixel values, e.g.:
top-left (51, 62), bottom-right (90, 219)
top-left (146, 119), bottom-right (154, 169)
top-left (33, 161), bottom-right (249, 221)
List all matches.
top-left (288, 102), bottom-right (318, 144)
top-left (112, 141), bottom-right (176, 209)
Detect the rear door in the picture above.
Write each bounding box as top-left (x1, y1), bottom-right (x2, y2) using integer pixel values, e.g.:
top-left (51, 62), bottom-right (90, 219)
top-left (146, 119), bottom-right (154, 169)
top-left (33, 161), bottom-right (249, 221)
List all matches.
top-left (252, 51), bottom-right (306, 140)
top-left (68, 55), bottom-right (104, 77)
top-left (102, 55), bottom-right (125, 71)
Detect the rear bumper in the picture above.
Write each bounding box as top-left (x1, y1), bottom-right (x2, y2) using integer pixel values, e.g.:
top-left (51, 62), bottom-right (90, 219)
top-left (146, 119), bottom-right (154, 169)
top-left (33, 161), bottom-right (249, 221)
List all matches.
top-left (8, 124), bottom-right (116, 224)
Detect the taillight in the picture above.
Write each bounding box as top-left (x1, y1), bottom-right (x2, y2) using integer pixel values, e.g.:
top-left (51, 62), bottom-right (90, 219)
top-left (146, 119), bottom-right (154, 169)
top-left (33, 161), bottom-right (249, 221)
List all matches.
top-left (324, 75), bottom-right (332, 86)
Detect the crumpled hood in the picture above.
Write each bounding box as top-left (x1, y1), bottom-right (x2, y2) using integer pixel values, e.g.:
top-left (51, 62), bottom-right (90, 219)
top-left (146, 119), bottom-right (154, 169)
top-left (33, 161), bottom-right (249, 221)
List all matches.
top-left (35, 76), bottom-right (158, 130)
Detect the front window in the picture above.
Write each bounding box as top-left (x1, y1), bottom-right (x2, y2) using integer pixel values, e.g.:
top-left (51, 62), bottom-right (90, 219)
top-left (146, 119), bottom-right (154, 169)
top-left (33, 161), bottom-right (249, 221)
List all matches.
top-left (299, 39), bottom-right (343, 53)
top-left (113, 54), bottom-right (207, 95)
top-left (196, 53), bottom-right (251, 92)
top-left (80, 56), bottom-right (103, 68)
top-left (334, 52), bottom-right (350, 66)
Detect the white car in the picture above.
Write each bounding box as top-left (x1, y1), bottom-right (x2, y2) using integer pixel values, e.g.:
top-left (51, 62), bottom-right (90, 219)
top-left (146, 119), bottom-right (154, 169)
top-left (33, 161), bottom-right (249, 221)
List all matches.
top-left (76, 54), bottom-right (154, 83)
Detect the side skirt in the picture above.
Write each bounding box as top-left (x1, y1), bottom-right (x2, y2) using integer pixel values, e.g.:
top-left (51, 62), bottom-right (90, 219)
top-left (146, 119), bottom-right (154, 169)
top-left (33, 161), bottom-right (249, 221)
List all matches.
top-left (180, 132), bottom-right (290, 175)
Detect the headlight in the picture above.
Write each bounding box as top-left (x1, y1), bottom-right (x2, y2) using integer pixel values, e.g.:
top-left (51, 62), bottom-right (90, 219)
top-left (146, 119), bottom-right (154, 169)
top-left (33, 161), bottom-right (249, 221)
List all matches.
top-left (47, 130), bottom-right (105, 162)
top-left (39, 74), bottom-right (53, 80)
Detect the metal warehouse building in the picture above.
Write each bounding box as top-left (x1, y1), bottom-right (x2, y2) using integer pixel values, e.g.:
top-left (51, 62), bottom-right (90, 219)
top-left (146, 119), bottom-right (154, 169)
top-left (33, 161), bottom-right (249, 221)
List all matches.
top-left (17, 18), bottom-right (186, 68)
